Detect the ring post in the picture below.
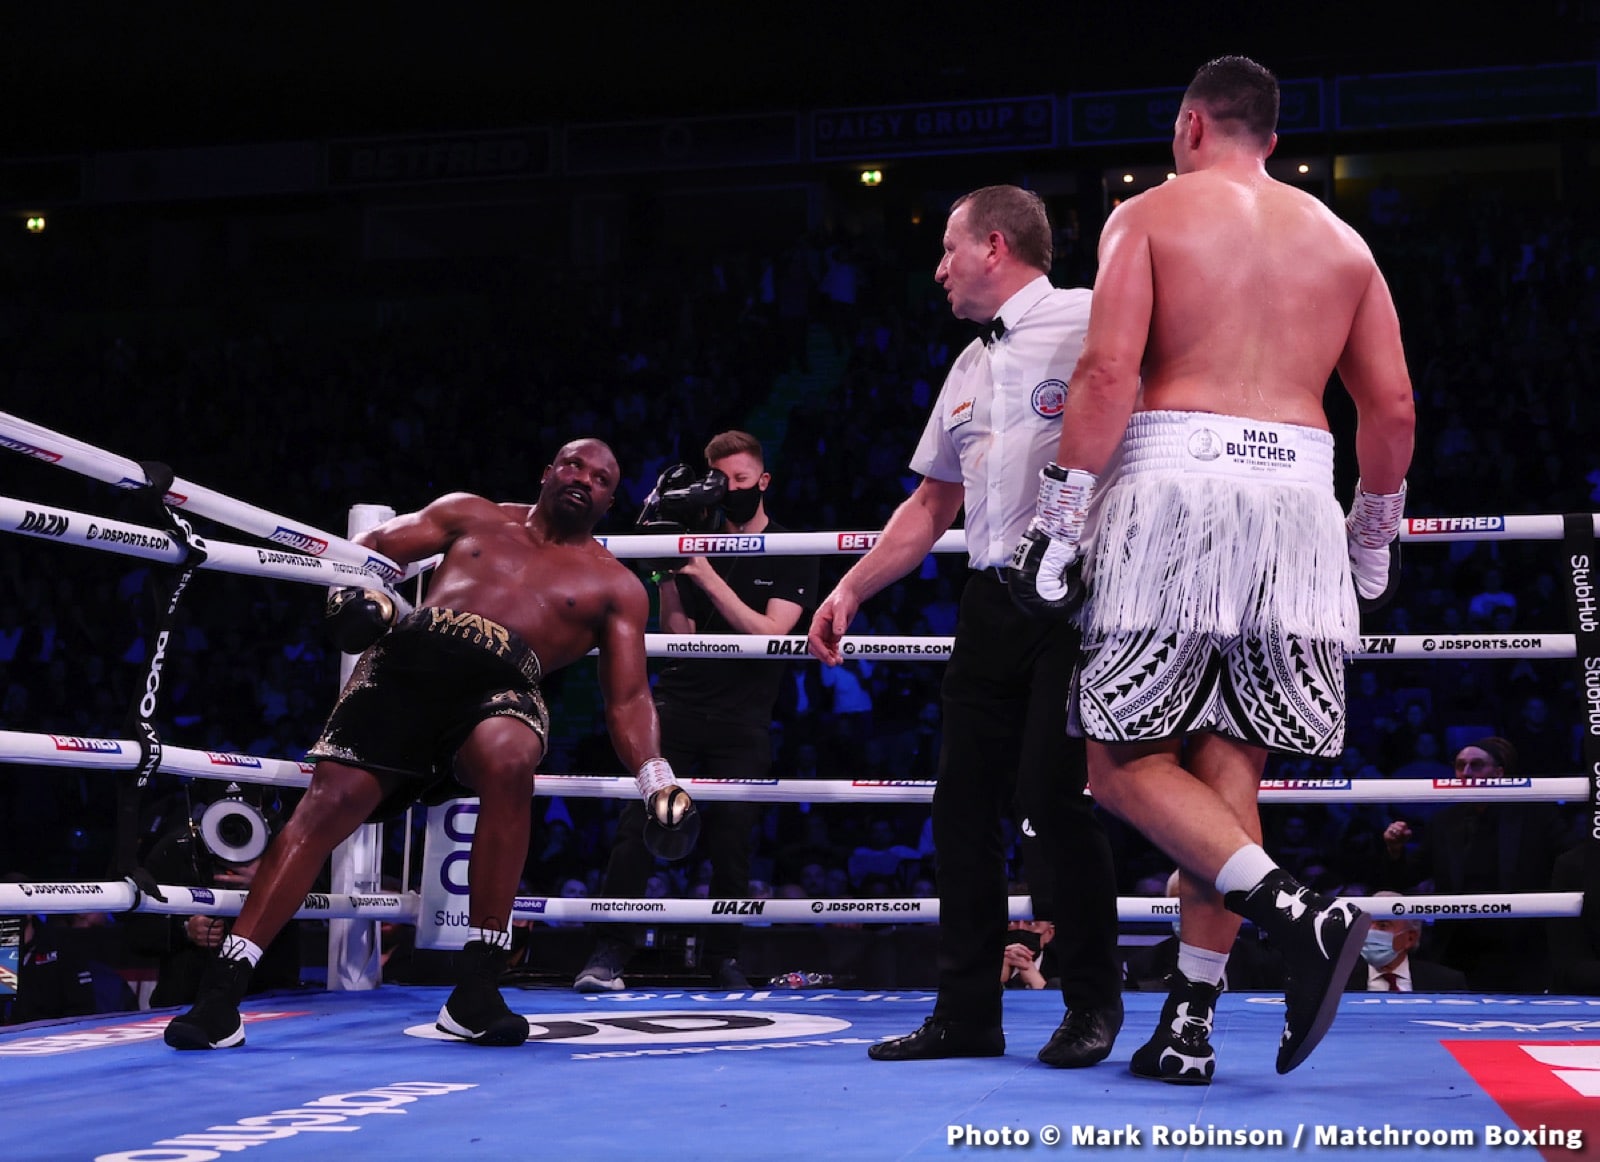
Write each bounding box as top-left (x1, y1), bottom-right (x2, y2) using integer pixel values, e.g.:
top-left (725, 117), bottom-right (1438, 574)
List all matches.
top-left (327, 504), bottom-right (394, 991)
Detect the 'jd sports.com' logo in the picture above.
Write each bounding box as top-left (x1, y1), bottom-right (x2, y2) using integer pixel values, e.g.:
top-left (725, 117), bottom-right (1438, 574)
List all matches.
top-left (404, 1010), bottom-right (849, 1046)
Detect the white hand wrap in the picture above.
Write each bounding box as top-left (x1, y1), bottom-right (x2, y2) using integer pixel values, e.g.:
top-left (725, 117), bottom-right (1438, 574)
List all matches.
top-left (637, 757), bottom-right (698, 856)
top-left (1029, 464), bottom-right (1097, 559)
top-left (635, 757), bottom-right (676, 801)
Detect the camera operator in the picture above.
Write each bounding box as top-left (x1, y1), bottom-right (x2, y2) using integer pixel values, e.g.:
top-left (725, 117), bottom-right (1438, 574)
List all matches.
top-left (130, 784), bottom-right (304, 1007)
top-left (575, 431), bottom-right (818, 991)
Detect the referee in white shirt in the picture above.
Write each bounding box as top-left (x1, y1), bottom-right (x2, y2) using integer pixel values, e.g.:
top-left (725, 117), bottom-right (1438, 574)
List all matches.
top-left (808, 185), bottom-right (1122, 1066)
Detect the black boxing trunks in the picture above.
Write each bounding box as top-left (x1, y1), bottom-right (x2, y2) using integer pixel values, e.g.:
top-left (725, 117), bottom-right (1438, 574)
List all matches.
top-left (306, 607), bottom-right (549, 820)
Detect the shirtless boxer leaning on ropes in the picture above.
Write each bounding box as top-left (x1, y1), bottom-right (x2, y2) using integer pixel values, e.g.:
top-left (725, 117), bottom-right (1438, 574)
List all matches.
top-left (1009, 56), bottom-right (1415, 1081)
top-left (164, 437), bottom-right (699, 1050)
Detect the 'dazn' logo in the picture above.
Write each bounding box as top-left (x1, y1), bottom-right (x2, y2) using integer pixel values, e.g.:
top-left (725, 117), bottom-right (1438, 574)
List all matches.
top-left (404, 1010), bottom-right (850, 1048)
top-left (19, 510), bottom-right (69, 537)
top-left (711, 900), bottom-right (765, 916)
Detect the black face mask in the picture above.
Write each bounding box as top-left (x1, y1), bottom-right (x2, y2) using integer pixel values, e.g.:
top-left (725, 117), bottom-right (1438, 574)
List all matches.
top-left (722, 484), bottom-right (763, 524)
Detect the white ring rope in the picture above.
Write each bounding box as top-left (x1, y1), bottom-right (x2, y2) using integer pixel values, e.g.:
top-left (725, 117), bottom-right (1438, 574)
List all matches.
top-left (1, 495), bottom-right (401, 593)
top-left (0, 881), bottom-right (1577, 923)
top-left (0, 881), bottom-right (415, 923)
top-left (513, 892), bottom-right (1586, 924)
top-left (2, 730), bottom-right (1585, 804)
top-left (633, 631), bottom-right (1575, 661)
top-left (598, 516), bottom-right (1600, 559)
top-left (1, 730), bottom-right (312, 790)
top-left (0, 408), bottom-right (403, 583)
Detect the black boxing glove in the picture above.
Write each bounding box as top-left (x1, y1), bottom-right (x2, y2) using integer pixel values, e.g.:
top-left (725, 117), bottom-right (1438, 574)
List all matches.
top-left (325, 587), bottom-right (396, 654)
top-left (636, 757), bottom-right (700, 862)
top-left (1008, 463), bottom-right (1096, 619)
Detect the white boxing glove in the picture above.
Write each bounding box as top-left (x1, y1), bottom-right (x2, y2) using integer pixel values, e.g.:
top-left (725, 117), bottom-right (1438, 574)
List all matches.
top-left (1008, 463), bottom-right (1097, 616)
top-left (1345, 480), bottom-right (1406, 608)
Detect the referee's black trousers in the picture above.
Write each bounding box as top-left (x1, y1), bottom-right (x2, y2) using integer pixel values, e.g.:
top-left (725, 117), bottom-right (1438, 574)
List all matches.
top-left (930, 570), bottom-right (1122, 1026)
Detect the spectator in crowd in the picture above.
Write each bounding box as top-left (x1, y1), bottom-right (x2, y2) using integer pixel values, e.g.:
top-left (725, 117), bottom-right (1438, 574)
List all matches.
top-left (1378, 737), bottom-right (1571, 991)
top-left (1345, 892), bottom-right (1466, 992)
top-left (1000, 919), bottom-right (1056, 990)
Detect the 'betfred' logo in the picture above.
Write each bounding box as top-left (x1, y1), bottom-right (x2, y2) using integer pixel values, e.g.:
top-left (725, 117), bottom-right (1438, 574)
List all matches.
top-left (268, 526), bottom-right (330, 556)
top-left (0, 435), bottom-right (62, 462)
top-left (837, 532), bottom-right (878, 551)
top-left (1406, 516), bottom-right (1506, 534)
top-left (51, 736), bottom-right (122, 754)
top-left (677, 534), bottom-right (765, 554)
top-left (1259, 778), bottom-right (1353, 791)
top-left (365, 555), bottom-right (402, 584)
top-left (205, 752), bottom-right (264, 768)
top-left (1433, 776), bottom-right (1533, 789)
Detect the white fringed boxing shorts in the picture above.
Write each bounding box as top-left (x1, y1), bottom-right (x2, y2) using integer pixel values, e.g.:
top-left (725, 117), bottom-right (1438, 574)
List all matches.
top-left (1072, 411), bottom-right (1360, 757)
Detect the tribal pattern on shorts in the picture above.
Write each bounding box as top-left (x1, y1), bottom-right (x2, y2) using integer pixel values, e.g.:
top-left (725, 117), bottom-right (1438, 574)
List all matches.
top-left (1075, 622), bottom-right (1346, 758)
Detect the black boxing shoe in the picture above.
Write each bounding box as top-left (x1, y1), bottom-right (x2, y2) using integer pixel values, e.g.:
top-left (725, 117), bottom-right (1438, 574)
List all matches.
top-left (164, 955), bottom-right (251, 1050)
top-left (1036, 999), bottom-right (1122, 1068)
top-left (1225, 869), bottom-right (1371, 1074)
top-left (436, 939), bottom-right (530, 1047)
top-left (1129, 976), bottom-right (1219, 1085)
top-left (868, 1016), bottom-right (1004, 1061)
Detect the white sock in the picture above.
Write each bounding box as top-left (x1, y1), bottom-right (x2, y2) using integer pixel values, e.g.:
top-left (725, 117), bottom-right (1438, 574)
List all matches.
top-left (1176, 942), bottom-right (1229, 989)
top-left (475, 927), bottom-right (512, 951)
top-left (220, 934), bottom-right (263, 967)
top-left (1214, 844), bottom-right (1279, 897)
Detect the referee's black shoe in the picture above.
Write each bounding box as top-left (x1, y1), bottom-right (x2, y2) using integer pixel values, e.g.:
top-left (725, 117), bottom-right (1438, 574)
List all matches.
top-left (868, 1016), bottom-right (1004, 1061)
top-left (1037, 1000), bottom-right (1122, 1068)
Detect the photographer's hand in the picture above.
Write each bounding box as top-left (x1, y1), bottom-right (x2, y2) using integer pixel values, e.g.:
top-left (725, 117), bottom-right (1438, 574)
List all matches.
top-left (674, 556), bottom-right (714, 586)
top-left (185, 915), bottom-right (225, 948)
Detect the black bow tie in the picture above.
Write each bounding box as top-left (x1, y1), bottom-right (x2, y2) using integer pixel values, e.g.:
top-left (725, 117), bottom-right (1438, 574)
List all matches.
top-left (982, 317), bottom-right (1006, 345)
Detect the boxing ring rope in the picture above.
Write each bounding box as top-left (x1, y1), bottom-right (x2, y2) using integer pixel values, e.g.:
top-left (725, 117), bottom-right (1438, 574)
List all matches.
top-left (0, 495), bottom-right (400, 594)
top-left (0, 408), bottom-right (404, 584)
top-left (3, 728), bottom-right (1585, 804)
top-left (0, 879), bottom-right (1580, 924)
top-left (3, 406), bottom-right (1598, 989)
top-left (598, 518), bottom-right (1600, 557)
